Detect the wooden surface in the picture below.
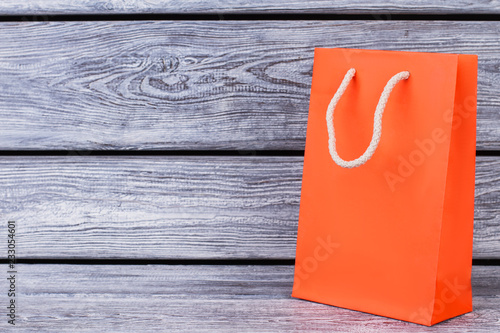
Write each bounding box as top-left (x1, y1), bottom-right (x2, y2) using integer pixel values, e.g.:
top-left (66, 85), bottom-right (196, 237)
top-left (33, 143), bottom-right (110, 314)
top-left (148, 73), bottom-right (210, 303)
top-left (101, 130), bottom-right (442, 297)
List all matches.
top-left (0, 155), bottom-right (498, 260)
top-left (1, 1), bottom-right (499, 331)
top-left (0, 21), bottom-right (500, 151)
top-left (0, 264), bottom-right (497, 332)
top-left (0, 0), bottom-right (500, 15)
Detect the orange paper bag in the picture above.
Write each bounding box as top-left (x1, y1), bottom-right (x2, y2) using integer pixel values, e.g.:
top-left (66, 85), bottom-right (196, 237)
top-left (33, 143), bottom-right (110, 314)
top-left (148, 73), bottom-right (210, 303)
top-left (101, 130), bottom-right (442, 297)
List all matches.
top-left (292, 48), bottom-right (477, 326)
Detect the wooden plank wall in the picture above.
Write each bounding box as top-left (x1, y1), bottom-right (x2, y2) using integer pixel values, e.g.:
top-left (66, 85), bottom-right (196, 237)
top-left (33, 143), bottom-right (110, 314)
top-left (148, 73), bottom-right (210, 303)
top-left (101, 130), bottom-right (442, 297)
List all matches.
top-left (0, 0), bottom-right (499, 15)
top-left (1, 156), bottom-right (499, 260)
top-left (0, 21), bottom-right (500, 150)
top-left (0, 1), bottom-right (499, 332)
top-left (0, 265), bottom-right (497, 331)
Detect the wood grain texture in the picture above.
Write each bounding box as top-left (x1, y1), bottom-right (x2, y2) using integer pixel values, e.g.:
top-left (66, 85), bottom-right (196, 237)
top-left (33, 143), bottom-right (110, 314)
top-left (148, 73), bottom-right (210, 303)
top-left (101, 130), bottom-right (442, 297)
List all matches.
top-left (0, 21), bottom-right (498, 151)
top-left (0, 0), bottom-right (499, 15)
top-left (1, 264), bottom-right (498, 332)
top-left (0, 156), bottom-right (498, 259)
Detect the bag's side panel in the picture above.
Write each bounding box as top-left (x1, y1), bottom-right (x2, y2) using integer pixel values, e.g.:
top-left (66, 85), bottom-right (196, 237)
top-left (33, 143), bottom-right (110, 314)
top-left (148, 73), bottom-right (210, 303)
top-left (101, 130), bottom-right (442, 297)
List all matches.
top-left (429, 54), bottom-right (477, 325)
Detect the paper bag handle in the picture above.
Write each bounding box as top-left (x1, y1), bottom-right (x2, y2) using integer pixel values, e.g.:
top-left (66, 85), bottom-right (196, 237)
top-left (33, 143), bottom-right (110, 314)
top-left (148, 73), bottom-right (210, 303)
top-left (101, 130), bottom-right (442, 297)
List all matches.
top-left (326, 68), bottom-right (410, 168)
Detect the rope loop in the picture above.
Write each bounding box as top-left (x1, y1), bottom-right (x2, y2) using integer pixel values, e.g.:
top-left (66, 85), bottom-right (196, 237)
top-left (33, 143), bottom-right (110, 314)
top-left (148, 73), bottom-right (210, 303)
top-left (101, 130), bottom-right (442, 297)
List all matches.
top-left (326, 68), bottom-right (410, 168)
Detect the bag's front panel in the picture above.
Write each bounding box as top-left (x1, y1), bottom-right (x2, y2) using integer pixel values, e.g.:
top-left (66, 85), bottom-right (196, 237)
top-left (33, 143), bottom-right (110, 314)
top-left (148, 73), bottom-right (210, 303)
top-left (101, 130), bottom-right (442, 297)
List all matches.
top-left (293, 48), bottom-right (460, 325)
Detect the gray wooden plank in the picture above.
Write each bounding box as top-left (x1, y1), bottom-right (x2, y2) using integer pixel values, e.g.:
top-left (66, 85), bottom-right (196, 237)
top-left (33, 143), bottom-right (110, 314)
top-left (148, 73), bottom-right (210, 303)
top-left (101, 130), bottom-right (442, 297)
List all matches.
top-left (1, 264), bottom-right (498, 332)
top-left (0, 21), bottom-right (499, 151)
top-left (0, 156), bottom-right (498, 259)
top-left (0, 0), bottom-right (499, 15)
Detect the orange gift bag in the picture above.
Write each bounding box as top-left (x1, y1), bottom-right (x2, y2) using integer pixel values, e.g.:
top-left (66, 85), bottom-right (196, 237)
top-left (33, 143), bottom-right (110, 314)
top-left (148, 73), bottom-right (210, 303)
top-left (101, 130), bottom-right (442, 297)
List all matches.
top-left (292, 48), bottom-right (477, 326)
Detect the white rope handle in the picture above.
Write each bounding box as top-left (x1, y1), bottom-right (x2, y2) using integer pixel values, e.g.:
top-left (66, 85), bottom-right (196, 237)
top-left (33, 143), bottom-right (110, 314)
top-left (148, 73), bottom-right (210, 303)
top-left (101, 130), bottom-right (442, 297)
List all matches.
top-left (326, 68), bottom-right (410, 168)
